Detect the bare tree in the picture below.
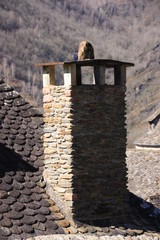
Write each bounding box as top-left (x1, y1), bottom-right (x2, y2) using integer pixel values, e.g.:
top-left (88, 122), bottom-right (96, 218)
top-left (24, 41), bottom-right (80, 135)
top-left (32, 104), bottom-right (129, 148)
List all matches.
top-left (11, 62), bottom-right (15, 78)
top-left (2, 58), bottom-right (11, 82)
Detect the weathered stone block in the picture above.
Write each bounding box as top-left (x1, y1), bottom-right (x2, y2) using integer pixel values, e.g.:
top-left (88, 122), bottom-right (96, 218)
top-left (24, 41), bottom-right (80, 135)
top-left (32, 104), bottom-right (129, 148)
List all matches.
top-left (54, 186), bottom-right (66, 193)
top-left (44, 148), bottom-right (56, 155)
top-left (43, 87), bottom-right (51, 95)
top-left (43, 103), bottom-right (52, 109)
top-left (64, 193), bottom-right (78, 201)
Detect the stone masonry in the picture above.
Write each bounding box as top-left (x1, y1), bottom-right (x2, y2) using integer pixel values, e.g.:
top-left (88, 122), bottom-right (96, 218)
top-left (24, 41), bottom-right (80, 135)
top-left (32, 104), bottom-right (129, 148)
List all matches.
top-left (43, 84), bottom-right (128, 222)
top-left (126, 149), bottom-right (160, 208)
top-left (31, 234), bottom-right (160, 240)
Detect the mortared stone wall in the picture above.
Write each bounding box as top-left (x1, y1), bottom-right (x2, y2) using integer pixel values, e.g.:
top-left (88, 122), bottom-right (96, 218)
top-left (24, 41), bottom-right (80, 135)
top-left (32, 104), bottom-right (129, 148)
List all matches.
top-left (43, 84), bottom-right (128, 221)
top-left (126, 149), bottom-right (160, 208)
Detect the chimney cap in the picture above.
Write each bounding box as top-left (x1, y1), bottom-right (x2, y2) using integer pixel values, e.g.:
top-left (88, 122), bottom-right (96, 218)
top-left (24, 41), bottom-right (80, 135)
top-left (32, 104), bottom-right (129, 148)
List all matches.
top-left (35, 59), bottom-right (134, 68)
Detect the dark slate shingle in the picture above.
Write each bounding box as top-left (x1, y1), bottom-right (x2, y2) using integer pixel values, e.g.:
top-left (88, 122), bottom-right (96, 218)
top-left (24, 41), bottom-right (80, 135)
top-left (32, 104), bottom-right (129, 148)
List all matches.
top-left (0, 78), bottom-right (64, 238)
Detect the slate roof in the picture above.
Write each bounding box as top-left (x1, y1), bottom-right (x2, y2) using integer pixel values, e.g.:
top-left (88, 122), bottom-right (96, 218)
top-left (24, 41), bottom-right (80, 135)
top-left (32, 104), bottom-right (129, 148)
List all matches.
top-left (0, 144), bottom-right (65, 239)
top-left (0, 78), bottom-right (65, 239)
top-left (135, 122), bottom-right (160, 147)
top-left (0, 77), bottom-right (160, 238)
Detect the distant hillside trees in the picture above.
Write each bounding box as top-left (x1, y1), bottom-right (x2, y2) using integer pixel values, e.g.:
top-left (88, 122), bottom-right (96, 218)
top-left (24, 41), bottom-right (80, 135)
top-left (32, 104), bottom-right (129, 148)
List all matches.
top-left (0, 0), bottom-right (160, 109)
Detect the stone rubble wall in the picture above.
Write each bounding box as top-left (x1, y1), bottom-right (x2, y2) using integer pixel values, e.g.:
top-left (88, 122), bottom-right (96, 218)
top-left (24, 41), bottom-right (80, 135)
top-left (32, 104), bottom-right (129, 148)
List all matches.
top-left (31, 233), bottom-right (160, 240)
top-left (43, 85), bottom-right (128, 221)
top-left (126, 149), bottom-right (160, 207)
top-left (43, 85), bottom-right (74, 219)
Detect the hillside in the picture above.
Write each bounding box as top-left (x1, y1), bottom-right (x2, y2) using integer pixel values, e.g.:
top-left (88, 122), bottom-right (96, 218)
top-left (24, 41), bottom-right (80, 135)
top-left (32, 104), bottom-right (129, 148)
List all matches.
top-left (1, 0), bottom-right (160, 80)
top-left (0, 0), bottom-right (160, 145)
top-left (127, 42), bottom-right (160, 146)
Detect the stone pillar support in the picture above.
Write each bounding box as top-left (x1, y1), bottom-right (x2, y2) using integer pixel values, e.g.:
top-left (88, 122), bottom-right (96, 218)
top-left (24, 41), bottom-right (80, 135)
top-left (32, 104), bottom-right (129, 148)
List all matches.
top-left (114, 65), bottom-right (126, 85)
top-left (64, 64), bottom-right (77, 86)
top-left (94, 65), bottom-right (106, 85)
top-left (43, 66), bottom-right (55, 87)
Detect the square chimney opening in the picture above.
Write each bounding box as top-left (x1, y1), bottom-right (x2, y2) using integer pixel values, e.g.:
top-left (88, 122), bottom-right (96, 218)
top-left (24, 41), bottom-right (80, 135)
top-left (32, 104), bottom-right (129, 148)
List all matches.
top-left (105, 68), bottom-right (114, 85)
top-left (55, 65), bottom-right (64, 85)
top-left (81, 66), bottom-right (95, 85)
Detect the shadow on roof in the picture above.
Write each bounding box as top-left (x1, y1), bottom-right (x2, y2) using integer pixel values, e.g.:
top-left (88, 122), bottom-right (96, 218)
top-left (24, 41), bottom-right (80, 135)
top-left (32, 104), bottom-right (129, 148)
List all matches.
top-left (0, 143), bottom-right (37, 178)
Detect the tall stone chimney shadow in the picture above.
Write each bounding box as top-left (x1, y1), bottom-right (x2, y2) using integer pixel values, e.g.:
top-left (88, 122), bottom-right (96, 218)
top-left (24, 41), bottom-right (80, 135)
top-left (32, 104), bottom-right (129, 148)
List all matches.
top-left (70, 84), bottom-right (128, 222)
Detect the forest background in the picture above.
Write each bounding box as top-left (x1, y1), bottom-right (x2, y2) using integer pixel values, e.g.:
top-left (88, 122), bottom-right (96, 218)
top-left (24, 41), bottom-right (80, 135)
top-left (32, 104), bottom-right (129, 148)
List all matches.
top-left (0, 0), bottom-right (160, 146)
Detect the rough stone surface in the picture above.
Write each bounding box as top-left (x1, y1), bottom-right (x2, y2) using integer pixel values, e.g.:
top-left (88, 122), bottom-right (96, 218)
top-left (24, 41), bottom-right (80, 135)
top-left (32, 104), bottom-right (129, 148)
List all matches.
top-left (30, 234), bottom-right (160, 240)
top-left (126, 149), bottom-right (160, 208)
top-left (0, 78), bottom-right (65, 239)
top-left (0, 77), bottom-right (160, 239)
top-left (43, 85), bottom-right (128, 221)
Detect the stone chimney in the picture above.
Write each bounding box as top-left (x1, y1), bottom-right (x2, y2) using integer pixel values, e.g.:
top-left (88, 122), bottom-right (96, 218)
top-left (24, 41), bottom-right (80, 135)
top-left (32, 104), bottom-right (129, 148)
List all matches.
top-left (37, 59), bottom-right (134, 223)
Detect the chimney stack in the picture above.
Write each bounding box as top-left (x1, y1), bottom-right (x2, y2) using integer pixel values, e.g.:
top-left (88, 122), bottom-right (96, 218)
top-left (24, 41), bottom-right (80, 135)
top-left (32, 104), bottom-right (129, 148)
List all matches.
top-left (37, 58), bottom-right (134, 222)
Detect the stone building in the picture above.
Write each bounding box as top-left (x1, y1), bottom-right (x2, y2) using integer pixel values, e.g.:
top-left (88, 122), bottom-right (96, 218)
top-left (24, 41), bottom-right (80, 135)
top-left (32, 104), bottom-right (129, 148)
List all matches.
top-left (126, 111), bottom-right (160, 208)
top-left (38, 58), bottom-right (160, 231)
top-left (40, 59), bottom-right (133, 222)
top-left (0, 57), bottom-right (160, 239)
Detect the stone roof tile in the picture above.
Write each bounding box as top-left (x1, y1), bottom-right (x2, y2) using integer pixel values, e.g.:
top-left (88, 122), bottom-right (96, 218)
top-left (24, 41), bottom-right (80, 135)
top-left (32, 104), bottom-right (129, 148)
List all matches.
top-left (0, 144), bottom-right (65, 238)
top-left (0, 78), bottom-right (66, 238)
top-left (0, 77), bottom-right (159, 238)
